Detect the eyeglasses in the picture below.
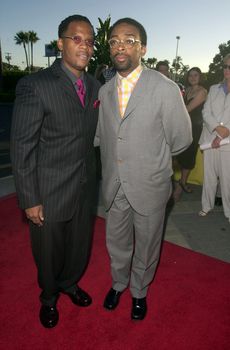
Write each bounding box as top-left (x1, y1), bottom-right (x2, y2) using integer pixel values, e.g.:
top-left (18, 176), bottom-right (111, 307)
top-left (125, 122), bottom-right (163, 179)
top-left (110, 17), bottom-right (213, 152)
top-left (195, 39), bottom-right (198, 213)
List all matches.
top-left (61, 35), bottom-right (94, 48)
top-left (223, 64), bottom-right (230, 70)
top-left (108, 38), bottom-right (142, 49)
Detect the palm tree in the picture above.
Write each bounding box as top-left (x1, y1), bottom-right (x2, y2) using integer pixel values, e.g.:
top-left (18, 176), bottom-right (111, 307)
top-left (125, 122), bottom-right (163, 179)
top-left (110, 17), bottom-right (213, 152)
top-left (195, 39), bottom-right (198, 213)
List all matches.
top-left (28, 31), bottom-right (39, 70)
top-left (171, 56), bottom-right (190, 83)
top-left (144, 57), bottom-right (158, 69)
top-left (89, 16), bottom-right (112, 74)
top-left (49, 40), bottom-right (60, 58)
top-left (14, 31), bottom-right (29, 69)
top-left (45, 40), bottom-right (60, 67)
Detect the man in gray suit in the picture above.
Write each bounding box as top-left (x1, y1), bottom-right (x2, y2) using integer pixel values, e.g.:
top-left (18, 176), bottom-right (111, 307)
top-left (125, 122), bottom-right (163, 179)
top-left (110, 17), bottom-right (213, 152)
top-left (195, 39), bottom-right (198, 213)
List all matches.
top-left (11, 15), bottom-right (100, 328)
top-left (95, 18), bottom-right (192, 320)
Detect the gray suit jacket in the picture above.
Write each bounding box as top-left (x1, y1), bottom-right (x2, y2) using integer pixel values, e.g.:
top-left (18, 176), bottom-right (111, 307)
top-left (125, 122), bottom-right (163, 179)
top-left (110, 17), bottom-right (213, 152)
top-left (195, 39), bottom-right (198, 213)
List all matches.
top-left (95, 68), bottom-right (192, 215)
top-left (11, 59), bottom-right (100, 220)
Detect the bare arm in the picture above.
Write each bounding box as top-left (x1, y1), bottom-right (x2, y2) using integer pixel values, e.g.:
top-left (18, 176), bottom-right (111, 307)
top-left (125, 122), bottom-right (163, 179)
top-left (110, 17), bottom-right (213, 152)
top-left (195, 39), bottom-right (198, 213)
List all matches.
top-left (186, 88), bottom-right (207, 113)
top-left (214, 125), bottom-right (230, 139)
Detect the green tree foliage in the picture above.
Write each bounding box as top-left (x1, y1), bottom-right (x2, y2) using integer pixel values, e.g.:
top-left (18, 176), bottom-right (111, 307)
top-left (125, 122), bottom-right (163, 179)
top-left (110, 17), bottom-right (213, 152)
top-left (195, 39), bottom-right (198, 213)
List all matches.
top-left (171, 56), bottom-right (189, 82)
top-left (2, 62), bottom-right (20, 72)
top-left (48, 40), bottom-right (60, 58)
top-left (143, 57), bottom-right (158, 69)
top-left (88, 16), bottom-right (112, 74)
top-left (28, 31), bottom-right (40, 70)
top-left (14, 30), bottom-right (39, 71)
top-left (207, 40), bottom-right (230, 87)
top-left (14, 31), bottom-right (29, 69)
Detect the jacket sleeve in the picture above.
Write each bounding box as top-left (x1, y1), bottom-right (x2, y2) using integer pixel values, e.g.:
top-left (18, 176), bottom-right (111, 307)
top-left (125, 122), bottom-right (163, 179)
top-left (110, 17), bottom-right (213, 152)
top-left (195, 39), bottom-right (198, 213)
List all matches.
top-left (162, 82), bottom-right (192, 155)
top-left (10, 77), bottom-right (44, 209)
top-left (202, 86), bottom-right (219, 133)
top-left (94, 88), bottom-right (102, 147)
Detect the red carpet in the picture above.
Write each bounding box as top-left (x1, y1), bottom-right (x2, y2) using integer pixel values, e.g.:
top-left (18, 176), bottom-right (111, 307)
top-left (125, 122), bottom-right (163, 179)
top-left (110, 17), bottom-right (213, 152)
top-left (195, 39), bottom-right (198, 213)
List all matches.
top-left (0, 195), bottom-right (230, 350)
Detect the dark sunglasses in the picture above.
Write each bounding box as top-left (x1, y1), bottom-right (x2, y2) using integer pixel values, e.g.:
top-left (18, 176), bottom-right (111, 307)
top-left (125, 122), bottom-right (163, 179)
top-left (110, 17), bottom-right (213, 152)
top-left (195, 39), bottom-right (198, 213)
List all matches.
top-left (223, 64), bottom-right (230, 70)
top-left (62, 35), bottom-right (94, 48)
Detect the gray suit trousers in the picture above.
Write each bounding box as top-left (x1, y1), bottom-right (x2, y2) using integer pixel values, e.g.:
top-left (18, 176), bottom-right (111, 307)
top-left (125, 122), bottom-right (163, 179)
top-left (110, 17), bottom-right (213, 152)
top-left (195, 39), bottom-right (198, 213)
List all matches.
top-left (106, 185), bottom-right (169, 298)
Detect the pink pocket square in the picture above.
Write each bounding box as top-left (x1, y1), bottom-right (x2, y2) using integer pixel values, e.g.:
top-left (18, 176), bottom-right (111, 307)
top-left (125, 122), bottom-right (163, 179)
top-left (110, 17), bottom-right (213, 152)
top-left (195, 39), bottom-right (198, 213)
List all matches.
top-left (93, 99), bottom-right (100, 109)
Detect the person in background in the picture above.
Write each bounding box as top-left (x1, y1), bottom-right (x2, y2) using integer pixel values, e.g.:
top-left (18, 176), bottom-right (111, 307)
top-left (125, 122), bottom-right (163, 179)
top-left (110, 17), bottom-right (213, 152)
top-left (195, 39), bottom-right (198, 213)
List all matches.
top-left (94, 63), bottom-right (116, 84)
top-left (156, 60), bottom-right (185, 96)
top-left (95, 17), bottom-right (192, 321)
top-left (11, 14), bottom-right (100, 328)
top-left (155, 60), bottom-right (171, 78)
top-left (173, 67), bottom-right (207, 201)
top-left (94, 63), bottom-right (108, 84)
top-left (198, 54), bottom-right (230, 222)
top-left (103, 66), bottom-right (116, 82)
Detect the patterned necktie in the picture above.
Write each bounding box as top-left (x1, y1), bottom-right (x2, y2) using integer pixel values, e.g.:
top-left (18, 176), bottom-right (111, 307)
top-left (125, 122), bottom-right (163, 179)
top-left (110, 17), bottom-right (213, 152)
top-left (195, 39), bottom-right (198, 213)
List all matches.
top-left (76, 78), bottom-right (85, 107)
top-left (118, 77), bottom-right (130, 118)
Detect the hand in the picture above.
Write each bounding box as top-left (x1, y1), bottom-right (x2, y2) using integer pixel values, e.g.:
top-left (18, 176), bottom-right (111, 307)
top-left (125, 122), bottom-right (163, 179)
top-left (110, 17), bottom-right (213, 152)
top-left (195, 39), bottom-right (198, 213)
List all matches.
top-left (25, 205), bottom-right (44, 226)
top-left (211, 136), bottom-right (221, 149)
top-left (215, 126), bottom-right (230, 139)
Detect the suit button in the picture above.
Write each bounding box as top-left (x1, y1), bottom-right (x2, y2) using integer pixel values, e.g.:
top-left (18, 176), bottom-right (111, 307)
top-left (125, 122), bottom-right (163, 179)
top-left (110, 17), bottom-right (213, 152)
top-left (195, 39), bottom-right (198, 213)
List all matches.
top-left (118, 137), bottom-right (122, 140)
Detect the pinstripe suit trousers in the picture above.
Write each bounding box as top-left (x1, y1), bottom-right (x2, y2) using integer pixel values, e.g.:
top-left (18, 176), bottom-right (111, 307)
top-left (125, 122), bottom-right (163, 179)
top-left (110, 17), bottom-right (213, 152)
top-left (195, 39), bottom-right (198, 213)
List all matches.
top-left (29, 182), bottom-right (95, 306)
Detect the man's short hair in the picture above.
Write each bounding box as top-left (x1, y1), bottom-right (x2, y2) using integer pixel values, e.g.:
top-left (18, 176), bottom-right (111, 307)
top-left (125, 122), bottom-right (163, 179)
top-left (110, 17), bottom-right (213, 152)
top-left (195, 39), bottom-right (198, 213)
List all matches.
top-left (58, 15), bottom-right (94, 38)
top-left (108, 18), bottom-right (147, 46)
top-left (156, 61), bottom-right (169, 71)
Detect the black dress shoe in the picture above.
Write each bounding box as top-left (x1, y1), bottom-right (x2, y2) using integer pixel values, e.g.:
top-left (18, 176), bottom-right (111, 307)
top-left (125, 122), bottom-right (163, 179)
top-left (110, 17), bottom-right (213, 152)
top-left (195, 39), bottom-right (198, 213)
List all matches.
top-left (39, 305), bottom-right (59, 328)
top-left (131, 297), bottom-right (147, 320)
top-left (103, 288), bottom-right (122, 310)
top-left (65, 286), bottom-right (92, 307)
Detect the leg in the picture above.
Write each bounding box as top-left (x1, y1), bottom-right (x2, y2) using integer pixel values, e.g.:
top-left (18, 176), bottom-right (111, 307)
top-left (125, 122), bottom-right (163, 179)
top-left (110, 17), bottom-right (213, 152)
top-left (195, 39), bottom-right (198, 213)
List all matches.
top-left (30, 182), bottom-right (95, 304)
top-left (106, 186), bottom-right (134, 292)
top-left (173, 168), bottom-right (192, 201)
top-left (179, 168), bottom-right (192, 192)
top-left (30, 221), bottom-right (66, 328)
top-left (219, 151), bottom-right (230, 220)
top-left (130, 205), bottom-right (166, 298)
top-left (30, 221), bottom-right (66, 306)
top-left (58, 182), bottom-right (95, 292)
top-left (201, 149), bottom-right (218, 213)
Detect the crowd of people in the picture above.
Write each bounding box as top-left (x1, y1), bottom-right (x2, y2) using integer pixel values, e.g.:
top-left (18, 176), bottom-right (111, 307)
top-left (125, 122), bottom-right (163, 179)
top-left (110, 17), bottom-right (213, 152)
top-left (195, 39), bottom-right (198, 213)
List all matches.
top-left (10, 13), bottom-right (230, 329)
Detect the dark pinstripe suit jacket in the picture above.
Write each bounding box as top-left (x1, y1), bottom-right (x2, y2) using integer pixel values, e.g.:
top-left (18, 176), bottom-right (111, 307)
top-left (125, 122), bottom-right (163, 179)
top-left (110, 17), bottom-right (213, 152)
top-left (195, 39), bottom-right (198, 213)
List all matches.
top-left (11, 59), bottom-right (100, 220)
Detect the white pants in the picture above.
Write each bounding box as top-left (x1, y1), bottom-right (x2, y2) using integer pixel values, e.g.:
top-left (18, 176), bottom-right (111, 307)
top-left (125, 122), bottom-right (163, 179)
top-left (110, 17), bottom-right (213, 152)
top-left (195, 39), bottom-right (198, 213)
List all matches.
top-left (202, 149), bottom-right (230, 220)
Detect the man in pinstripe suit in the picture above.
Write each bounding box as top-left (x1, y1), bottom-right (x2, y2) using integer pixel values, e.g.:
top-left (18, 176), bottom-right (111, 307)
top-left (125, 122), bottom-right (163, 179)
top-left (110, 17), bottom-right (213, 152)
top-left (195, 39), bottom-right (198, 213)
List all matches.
top-left (11, 15), bottom-right (100, 328)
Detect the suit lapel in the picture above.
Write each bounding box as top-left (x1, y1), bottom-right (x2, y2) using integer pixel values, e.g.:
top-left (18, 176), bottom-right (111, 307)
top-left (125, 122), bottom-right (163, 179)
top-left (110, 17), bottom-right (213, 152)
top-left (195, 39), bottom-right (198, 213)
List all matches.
top-left (122, 70), bottom-right (147, 120)
top-left (51, 59), bottom-right (89, 108)
top-left (106, 69), bottom-right (149, 122)
top-left (84, 74), bottom-right (93, 109)
top-left (107, 78), bottom-right (121, 122)
top-left (51, 59), bottom-right (77, 101)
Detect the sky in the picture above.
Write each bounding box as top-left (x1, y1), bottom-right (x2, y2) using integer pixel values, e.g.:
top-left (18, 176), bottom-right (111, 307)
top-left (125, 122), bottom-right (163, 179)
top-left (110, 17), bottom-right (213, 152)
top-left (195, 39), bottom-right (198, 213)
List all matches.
top-left (1, 0), bottom-right (230, 72)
